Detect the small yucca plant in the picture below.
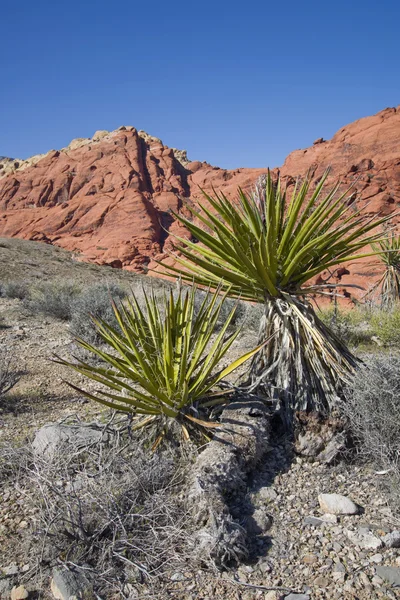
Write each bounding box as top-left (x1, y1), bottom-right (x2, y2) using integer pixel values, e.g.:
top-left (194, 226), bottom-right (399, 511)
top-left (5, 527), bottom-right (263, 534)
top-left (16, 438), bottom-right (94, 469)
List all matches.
top-left (159, 171), bottom-right (389, 422)
top-left (57, 286), bottom-right (262, 448)
top-left (372, 231), bottom-right (400, 309)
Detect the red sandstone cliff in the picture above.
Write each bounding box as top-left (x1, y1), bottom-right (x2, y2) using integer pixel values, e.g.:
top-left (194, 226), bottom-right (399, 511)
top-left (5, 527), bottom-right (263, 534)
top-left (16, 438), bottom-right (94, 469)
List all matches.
top-left (1, 107), bottom-right (399, 296)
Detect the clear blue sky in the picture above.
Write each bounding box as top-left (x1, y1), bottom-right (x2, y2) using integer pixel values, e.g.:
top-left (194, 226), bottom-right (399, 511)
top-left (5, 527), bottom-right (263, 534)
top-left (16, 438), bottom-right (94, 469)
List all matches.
top-left (1, 0), bottom-right (399, 169)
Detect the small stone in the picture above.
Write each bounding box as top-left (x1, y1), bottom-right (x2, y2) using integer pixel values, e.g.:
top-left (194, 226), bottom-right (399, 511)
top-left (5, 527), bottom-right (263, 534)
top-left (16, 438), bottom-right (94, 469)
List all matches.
top-left (318, 493), bottom-right (360, 515)
top-left (18, 520), bottom-right (28, 529)
top-left (314, 575), bottom-right (329, 587)
top-left (285, 595), bottom-right (310, 600)
top-left (170, 572), bottom-right (185, 581)
top-left (346, 528), bottom-right (383, 550)
top-left (334, 561), bottom-right (346, 573)
top-left (383, 531), bottom-right (400, 548)
top-left (21, 565), bottom-right (30, 573)
top-left (258, 487), bottom-right (278, 502)
top-left (302, 553), bottom-right (318, 565)
top-left (376, 566), bottom-right (400, 588)
top-left (370, 553), bottom-right (383, 563)
top-left (265, 592), bottom-right (279, 600)
top-left (50, 568), bottom-right (94, 600)
top-left (11, 585), bottom-right (29, 600)
top-left (3, 565), bottom-right (19, 576)
top-left (303, 516), bottom-right (324, 527)
top-left (246, 509), bottom-right (272, 534)
top-left (321, 513), bottom-right (338, 524)
top-left (332, 572), bottom-right (346, 583)
top-left (372, 575), bottom-right (384, 586)
top-left (333, 542), bottom-right (342, 552)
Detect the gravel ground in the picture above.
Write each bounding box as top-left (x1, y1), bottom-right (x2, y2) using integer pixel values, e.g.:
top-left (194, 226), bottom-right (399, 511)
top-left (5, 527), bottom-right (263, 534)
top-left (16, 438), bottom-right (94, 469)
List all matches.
top-left (1, 239), bottom-right (400, 599)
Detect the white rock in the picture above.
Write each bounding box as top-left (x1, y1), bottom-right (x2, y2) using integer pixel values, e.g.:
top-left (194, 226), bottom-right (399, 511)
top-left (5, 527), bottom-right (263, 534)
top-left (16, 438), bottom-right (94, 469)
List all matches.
top-left (11, 586), bottom-right (29, 600)
top-left (318, 493), bottom-right (360, 515)
top-left (346, 528), bottom-right (383, 550)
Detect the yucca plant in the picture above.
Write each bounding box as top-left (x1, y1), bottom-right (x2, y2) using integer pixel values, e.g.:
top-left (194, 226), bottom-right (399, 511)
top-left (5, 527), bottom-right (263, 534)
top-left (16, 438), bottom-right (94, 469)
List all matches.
top-left (372, 231), bottom-right (400, 309)
top-left (159, 171), bottom-right (389, 422)
top-left (56, 286), bottom-right (262, 448)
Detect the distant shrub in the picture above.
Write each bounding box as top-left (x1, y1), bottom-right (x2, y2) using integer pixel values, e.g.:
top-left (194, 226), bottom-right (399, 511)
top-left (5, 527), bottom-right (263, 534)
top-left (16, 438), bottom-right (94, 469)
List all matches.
top-left (369, 307), bottom-right (400, 345)
top-left (25, 280), bottom-right (81, 320)
top-left (343, 355), bottom-right (400, 510)
top-left (70, 283), bottom-right (127, 344)
top-left (1, 281), bottom-right (29, 300)
top-left (318, 306), bottom-right (372, 347)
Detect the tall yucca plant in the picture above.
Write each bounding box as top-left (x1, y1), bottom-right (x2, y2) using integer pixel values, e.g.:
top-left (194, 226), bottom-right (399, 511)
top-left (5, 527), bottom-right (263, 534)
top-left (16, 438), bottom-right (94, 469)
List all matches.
top-left (159, 171), bottom-right (389, 421)
top-left (372, 231), bottom-right (400, 309)
top-left (56, 286), bottom-right (262, 448)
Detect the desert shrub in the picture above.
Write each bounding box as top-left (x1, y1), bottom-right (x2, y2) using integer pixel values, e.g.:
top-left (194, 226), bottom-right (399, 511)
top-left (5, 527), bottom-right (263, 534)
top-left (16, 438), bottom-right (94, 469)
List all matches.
top-left (0, 345), bottom-right (20, 397)
top-left (26, 431), bottom-right (195, 596)
top-left (1, 280), bottom-right (29, 299)
top-left (25, 280), bottom-right (81, 320)
top-left (318, 306), bottom-right (373, 347)
top-left (70, 282), bottom-right (127, 344)
top-left (369, 307), bottom-right (400, 345)
top-left (343, 355), bottom-right (400, 509)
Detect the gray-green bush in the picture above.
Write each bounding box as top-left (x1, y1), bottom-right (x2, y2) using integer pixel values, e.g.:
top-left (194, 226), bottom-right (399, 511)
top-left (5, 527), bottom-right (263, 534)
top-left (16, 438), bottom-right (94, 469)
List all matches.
top-left (70, 282), bottom-right (127, 344)
top-left (24, 280), bottom-right (81, 320)
top-left (1, 281), bottom-right (29, 300)
top-left (343, 355), bottom-right (400, 510)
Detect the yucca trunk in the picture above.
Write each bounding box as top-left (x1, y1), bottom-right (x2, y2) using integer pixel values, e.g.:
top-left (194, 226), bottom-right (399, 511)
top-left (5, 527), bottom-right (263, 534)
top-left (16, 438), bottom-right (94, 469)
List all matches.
top-left (245, 295), bottom-right (359, 424)
top-left (381, 266), bottom-right (400, 309)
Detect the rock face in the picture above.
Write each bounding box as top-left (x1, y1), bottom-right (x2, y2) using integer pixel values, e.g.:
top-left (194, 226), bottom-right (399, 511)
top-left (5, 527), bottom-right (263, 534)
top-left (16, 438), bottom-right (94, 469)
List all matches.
top-left (1, 107), bottom-right (400, 292)
top-left (0, 127), bottom-right (267, 272)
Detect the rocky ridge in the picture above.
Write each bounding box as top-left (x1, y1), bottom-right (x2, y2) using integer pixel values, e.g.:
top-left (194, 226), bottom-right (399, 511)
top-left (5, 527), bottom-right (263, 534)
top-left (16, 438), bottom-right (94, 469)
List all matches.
top-left (0, 107), bottom-right (400, 295)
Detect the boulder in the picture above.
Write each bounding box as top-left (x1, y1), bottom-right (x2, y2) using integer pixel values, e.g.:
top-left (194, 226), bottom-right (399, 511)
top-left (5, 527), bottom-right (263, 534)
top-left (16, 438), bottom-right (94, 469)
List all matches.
top-left (32, 423), bottom-right (108, 459)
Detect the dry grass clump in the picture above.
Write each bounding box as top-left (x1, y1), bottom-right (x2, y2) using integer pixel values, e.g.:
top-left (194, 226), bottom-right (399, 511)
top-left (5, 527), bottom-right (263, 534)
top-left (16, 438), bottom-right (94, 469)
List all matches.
top-left (1, 423), bottom-right (197, 597)
top-left (343, 354), bottom-right (400, 510)
top-left (0, 344), bottom-right (20, 397)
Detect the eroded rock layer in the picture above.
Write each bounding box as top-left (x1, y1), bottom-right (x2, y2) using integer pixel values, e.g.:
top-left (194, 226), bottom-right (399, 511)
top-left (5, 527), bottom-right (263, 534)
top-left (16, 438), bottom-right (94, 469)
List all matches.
top-left (1, 107), bottom-right (400, 297)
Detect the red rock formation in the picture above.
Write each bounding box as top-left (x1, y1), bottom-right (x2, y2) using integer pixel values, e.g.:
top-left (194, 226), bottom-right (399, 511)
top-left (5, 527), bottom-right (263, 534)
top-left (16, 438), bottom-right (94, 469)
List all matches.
top-left (278, 106), bottom-right (400, 301)
top-left (0, 127), bottom-right (267, 272)
top-left (1, 107), bottom-right (400, 299)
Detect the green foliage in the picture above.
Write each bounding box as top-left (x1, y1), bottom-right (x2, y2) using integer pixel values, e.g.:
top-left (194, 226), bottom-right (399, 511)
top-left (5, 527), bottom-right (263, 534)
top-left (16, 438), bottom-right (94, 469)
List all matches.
top-left (160, 170), bottom-right (388, 302)
top-left (318, 306), bottom-right (371, 347)
top-left (370, 308), bottom-right (400, 345)
top-left (158, 171), bottom-right (388, 418)
top-left (57, 286), bottom-right (262, 446)
top-left (319, 304), bottom-right (400, 348)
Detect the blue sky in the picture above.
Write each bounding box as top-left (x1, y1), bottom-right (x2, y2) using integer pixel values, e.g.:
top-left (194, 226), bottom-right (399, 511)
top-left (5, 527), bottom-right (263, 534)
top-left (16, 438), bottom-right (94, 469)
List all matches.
top-left (1, 0), bottom-right (399, 169)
